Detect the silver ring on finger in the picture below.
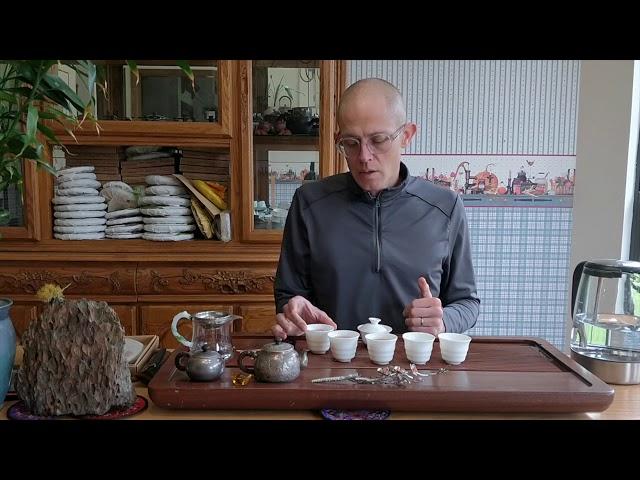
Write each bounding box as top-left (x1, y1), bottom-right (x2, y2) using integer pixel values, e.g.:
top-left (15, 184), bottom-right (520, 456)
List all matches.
top-left (420, 317), bottom-right (424, 327)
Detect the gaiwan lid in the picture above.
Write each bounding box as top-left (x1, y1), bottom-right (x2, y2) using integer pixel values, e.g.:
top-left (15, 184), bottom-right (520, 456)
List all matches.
top-left (359, 317), bottom-right (388, 334)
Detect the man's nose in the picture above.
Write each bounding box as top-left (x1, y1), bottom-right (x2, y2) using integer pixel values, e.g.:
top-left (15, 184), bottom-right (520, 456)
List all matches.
top-left (356, 139), bottom-right (374, 162)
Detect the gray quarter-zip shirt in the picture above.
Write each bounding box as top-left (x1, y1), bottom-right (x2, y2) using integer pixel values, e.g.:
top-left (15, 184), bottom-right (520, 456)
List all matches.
top-left (274, 162), bottom-right (480, 334)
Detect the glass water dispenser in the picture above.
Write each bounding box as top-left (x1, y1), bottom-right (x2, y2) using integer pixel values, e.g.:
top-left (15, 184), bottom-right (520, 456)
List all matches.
top-left (570, 259), bottom-right (640, 384)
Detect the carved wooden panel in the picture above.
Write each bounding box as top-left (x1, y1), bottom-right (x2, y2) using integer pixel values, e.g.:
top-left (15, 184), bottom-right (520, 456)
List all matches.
top-left (140, 304), bottom-right (233, 349)
top-left (238, 304), bottom-right (276, 333)
top-left (6, 303), bottom-right (38, 341)
top-left (111, 304), bottom-right (137, 336)
top-left (0, 264), bottom-right (136, 296)
top-left (137, 266), bottom-right (275, 296)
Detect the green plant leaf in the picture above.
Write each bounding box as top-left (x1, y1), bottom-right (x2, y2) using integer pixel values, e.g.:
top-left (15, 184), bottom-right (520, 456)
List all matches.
top-left (176, 61), bottom-right (195, 90)
top-left (127, 60), bottom-right (139, 85)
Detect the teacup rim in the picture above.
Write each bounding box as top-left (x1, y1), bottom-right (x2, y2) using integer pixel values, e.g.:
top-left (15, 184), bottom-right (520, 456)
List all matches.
top-left (306, 324), bottom-right (335, 332)
top-left (365, 332), bottom-right (397, 342)
top-left (438, 332), bottom-right (472, 343)
top-left (402, 331), bottom-right (436, 342)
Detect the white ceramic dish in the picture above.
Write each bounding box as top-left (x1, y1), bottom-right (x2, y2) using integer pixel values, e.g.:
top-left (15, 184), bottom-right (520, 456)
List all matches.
top-left (124, 338), bottom-right (144, 363)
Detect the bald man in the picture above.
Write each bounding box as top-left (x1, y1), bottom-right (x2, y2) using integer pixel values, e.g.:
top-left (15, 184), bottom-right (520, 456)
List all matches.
top-left (273, 78), bottom-right (480, 340)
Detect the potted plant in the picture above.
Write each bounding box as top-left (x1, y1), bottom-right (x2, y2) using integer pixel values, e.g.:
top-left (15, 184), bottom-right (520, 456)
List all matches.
top-left (0, 60), bottom-right (102, 227)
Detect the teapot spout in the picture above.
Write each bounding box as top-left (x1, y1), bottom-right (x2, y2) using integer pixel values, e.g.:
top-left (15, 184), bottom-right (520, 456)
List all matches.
top-left (299, 349), bottom-right (308, 369)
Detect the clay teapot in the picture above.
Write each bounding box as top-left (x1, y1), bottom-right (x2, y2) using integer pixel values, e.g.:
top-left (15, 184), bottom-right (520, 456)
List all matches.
top-left (237, 338), bottom-right (308, 383)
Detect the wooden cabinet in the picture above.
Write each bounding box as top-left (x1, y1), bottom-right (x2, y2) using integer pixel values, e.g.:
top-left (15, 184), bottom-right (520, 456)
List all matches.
top-left (111, 304), bottom-right (137, 336)
top-left (0, 60), bottom-right (347, 337)
top-left (7, 303), bottom-right (38, 340)
top-left (237, 304), bottom-right (277, 333)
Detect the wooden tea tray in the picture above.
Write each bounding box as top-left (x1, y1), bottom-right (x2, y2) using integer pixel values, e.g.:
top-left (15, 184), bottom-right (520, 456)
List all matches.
top-left (148, 335), bottom-right (614, 413)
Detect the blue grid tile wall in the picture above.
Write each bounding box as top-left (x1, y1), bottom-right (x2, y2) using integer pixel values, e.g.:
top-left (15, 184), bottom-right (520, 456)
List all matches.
top-left (465, 207), bottom-right (573, 349)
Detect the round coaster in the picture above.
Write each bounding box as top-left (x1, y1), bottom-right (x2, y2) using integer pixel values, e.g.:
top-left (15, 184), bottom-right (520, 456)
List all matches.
top-left (77, 396), bottom-right (148, 420)
top-left (320, 409), bottom-right (391, 421)
top-left (7, 396), bottom-right (148, 420)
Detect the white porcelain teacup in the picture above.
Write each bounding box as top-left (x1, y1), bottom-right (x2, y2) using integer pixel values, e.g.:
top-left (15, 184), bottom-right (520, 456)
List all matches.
top-left (438, 332), bottom-right (472, 365)
top-left (402, 332), bottom-right (436, 365)
top-left (327, 330), bottom-right (359, 362)
top-left (365, 333), bottom-right (398, 365)
top-left (305, 324), bottom-right (335, 354)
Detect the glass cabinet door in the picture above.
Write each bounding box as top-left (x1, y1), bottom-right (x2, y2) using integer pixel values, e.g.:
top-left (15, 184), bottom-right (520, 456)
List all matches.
top-left (253, 60), bottom-right (321, 231)
top-left (56, 60), bottom-right (232, 142)
top-left (0, 160), bottom-right (41, 240)
top-left (241, 60), bottom-right (341, 242)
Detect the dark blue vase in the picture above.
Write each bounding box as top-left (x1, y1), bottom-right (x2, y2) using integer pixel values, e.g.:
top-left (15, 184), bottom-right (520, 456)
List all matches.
top-left (0, 298), bottom-right (16, 404)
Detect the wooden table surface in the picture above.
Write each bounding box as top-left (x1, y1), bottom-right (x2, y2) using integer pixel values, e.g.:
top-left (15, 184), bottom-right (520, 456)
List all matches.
top-left (2, 382), bottom-right (639, 420)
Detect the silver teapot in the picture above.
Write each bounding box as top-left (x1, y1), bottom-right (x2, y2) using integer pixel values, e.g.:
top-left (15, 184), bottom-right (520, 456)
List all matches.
top-left (175, 343), bottom-right (225, 382)
top-left (237, 338), bottom-right (308, 383)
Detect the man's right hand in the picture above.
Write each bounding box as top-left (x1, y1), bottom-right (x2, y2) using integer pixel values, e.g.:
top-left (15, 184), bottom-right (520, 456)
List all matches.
top-left (272, 296), bottom-right (336, 340)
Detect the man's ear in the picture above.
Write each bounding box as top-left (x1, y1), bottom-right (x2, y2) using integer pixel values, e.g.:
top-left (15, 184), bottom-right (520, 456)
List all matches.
top-left (401, 123), bottom-right (417, 148)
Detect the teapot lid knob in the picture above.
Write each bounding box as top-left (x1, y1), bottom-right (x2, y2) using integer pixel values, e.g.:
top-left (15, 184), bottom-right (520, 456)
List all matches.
top-left (201, 343), bottom-right (211, 352)
top-left (368, 317), bottom-right (381, 325)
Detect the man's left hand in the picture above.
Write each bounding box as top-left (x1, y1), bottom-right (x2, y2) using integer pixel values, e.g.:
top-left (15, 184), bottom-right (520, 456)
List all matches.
top-left (403, 277), bottom-right (445, 336)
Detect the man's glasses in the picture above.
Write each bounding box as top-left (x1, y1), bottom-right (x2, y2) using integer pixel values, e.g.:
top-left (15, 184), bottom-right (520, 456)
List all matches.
top-left (336, 123), bottom-right (407, 158)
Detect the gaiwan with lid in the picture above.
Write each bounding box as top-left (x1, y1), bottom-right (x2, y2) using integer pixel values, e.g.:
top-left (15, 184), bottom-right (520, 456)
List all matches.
top-left (357, 317), bottom-right (393, 344)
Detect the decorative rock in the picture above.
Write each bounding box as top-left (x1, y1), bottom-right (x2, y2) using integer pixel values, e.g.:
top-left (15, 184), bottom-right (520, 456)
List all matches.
top-left (17, 298), bottom-right (136, 416)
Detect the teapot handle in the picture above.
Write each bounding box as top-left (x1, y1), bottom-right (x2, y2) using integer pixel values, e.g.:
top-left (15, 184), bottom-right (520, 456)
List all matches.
top-left (175, 351), bottom-right (191, 372)
top-left (171, 311), bottom-right (193, 349)
top-left (237, 350), bottom-right (258, 374)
